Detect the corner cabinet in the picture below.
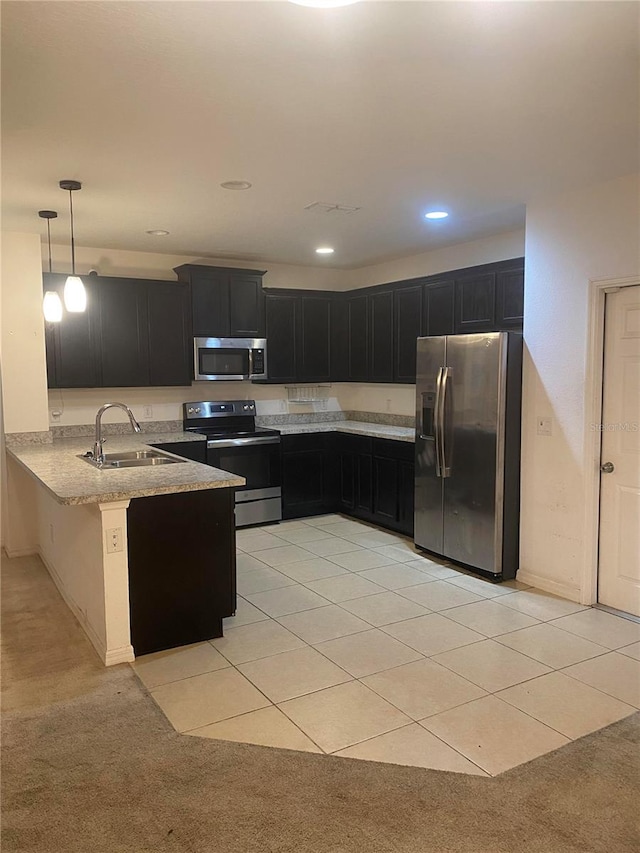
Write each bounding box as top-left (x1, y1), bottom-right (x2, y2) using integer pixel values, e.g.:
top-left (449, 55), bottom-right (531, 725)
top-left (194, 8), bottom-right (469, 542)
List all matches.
top-left (174, 264), bottom-right (266, 338)
top-left (44, 273), bottom-right (192, 389)
top-left (280, 431), bottom-right (415, 537)
top-left (262, 290), bottom-right (333, 383)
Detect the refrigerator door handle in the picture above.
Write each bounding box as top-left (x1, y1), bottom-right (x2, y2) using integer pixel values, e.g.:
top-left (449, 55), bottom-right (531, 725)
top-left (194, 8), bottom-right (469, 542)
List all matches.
top-left (434, 367), bottom-right (444, 477)
top-left (439, 367), bottom-right (452, 478)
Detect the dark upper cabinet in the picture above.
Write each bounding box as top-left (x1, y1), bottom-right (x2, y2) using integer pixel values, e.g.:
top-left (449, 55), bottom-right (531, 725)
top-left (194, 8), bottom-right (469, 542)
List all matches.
top-left (97, 277), bottom-right (150, 388)
top-left (299, 295), bottom-right (332, 382)
top-left (496, 267), bottom-right (524, 329)
top-left (263, 290), bottom-right (332, 383)
top-left (264, 293), bottom-right (297, 383)
top-left (347, 294), bottom-right (369, 381)
top-left (174, 264), bottom-right (266, 338)
top-left (229, 273), bottom-right (266, 337)
top-left (44, 273), bottom-right (100, 388)
top-left (455, 272), bottom-right (496, 333)
top-left (394, 284), bottom-right (423, 382)
top-left (330, 296), bottom-right (348, 382)
top-left (147, 281), bottom-right (192, 386)
top-left (424, 280), bottom-right (455, 336)
top-left (369, 290), bottom-right (394, 382)
top-left (190, 272), bottom-right (229, 337)
top-left (44, 273), bottom-right (191, 388)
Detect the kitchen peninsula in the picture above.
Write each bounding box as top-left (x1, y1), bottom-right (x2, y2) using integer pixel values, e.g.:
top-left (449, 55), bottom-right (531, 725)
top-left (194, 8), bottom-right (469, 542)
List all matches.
top-left (6, 431), bottom-right (244, 665)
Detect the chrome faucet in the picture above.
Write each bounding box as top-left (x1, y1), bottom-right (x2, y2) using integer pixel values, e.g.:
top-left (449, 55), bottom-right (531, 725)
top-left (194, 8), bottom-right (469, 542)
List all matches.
top-left (92, 403), bottom-right (142, 464)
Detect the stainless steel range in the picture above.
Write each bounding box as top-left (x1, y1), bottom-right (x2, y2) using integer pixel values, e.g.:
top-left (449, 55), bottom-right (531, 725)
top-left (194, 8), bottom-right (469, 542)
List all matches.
top-left (183, 400), bottom-right (282, 527)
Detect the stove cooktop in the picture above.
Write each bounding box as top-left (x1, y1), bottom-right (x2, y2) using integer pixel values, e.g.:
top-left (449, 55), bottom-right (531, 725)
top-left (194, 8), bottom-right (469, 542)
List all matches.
top-left (186, 426), bottom-right (280, 440)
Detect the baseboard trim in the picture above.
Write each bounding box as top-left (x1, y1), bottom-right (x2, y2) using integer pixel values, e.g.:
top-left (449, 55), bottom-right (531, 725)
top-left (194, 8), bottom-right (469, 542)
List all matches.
top-left (37, 547), bottom-right (132, 666)
top-left (516, 569), bottom-right (581, 602)
top-left (4, 546), bottom-right (38, 558)
top-left (105, 645), bottom-right (135, 665)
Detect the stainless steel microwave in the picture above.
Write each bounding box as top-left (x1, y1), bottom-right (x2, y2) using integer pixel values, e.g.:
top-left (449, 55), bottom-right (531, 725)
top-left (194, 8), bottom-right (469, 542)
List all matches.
top-left (193, 337), bottom-right (267, 381)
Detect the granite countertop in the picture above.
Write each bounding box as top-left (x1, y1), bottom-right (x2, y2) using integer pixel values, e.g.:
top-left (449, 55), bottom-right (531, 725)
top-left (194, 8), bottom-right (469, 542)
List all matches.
top-left (274, 421), bottom-right (416, 443)
top-left (7, 432), bottom-right (245, 507)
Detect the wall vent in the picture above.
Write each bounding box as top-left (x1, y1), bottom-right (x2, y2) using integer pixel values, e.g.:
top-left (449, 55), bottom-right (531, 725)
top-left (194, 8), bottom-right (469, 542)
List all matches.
top-left (304, 202), bottom-right (361, 215)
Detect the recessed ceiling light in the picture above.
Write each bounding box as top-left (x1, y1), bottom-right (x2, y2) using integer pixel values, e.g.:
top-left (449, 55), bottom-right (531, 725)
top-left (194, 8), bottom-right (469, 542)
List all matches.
top-left (316, 247), bottom-right (335, 255)
top-left (146, 229), bottom-right (170, 236)
top-left (424, 211), bottom-right (449, 220)
top-left (220, 181), bottom-right (252, 190)
top-left (290, 0), bottom-right (360, 6)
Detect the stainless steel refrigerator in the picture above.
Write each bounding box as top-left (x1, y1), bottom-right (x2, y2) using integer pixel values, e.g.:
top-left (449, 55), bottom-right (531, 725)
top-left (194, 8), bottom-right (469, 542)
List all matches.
top-left (414, 332), bottom-right (522, 580)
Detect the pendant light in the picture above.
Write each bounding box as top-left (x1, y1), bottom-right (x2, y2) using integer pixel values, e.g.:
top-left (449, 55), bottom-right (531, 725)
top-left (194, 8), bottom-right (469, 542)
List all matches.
top-left (59, 179), bottom-right (87, 312)
top-left (39, 209), bottom-right (63, 323)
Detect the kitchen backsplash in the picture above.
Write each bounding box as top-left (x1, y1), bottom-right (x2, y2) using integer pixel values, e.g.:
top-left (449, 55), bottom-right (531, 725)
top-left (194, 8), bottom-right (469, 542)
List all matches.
top-left (46, 383), bottom-right (416, 427)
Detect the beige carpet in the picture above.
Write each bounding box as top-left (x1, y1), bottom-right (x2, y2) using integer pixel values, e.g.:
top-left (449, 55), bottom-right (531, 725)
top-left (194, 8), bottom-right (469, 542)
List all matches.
top-left (2, 553), bottom-right (639, 853)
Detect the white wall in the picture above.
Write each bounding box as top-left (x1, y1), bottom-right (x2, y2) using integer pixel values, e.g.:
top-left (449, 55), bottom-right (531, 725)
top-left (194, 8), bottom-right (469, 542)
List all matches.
top-left (344, 229), bottom-right (525, 289)
top-left (46, 244), bottom-right (345, 291)
top-left (1, 233), bottom-right (50, 434)
top-left (519, 173), bottom-right (640, 600)
top-left (2, 227), bottom-right (526, 434)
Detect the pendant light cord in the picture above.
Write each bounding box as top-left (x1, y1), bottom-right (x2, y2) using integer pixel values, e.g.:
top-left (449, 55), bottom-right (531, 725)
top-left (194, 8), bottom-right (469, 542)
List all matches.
top-left (47, 219), bottom-right (53, 273)
top-left (68, 189), bottom-right (76, 275)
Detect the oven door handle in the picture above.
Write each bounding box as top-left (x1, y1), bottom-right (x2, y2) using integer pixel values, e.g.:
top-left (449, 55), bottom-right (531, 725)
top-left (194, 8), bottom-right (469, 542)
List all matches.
top-left (207, 436), bottom-right (281, 449)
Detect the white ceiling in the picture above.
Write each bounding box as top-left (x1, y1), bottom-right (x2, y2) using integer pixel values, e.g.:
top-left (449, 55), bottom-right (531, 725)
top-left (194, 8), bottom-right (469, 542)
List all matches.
top-left (2, 1), bottom-right (638, 269)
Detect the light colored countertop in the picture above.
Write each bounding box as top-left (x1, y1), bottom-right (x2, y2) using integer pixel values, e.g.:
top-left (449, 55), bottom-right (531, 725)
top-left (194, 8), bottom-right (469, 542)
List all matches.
top-left (7, 432), bottom-right (245, 507)
top-left (275, 421), bottom-right (416, 443)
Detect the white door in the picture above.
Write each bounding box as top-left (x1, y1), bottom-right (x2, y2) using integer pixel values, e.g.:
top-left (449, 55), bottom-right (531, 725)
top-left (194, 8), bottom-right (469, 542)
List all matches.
top-left (598, 284), bottom-right (640, 616)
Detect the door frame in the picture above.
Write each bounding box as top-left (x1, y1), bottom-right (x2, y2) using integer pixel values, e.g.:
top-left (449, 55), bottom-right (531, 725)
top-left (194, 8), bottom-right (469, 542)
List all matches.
top-left (583, 275), bottom-right (640, 605)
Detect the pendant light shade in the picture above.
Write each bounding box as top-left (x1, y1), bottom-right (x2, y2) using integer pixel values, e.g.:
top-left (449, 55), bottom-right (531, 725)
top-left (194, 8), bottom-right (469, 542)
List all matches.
top-left (39, 209), bottom-right (62, 323)
top-left (59, 179), bottom-right (87, 313)
top-left (63, 275), bottom-right (87, 312)
top-left (43, 290), bottom-right (63, 322)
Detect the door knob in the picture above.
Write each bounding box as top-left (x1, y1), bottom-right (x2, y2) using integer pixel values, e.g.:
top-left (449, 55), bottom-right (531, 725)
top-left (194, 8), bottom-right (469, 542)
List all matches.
top-left (600, 461), bottom-right (615, 474)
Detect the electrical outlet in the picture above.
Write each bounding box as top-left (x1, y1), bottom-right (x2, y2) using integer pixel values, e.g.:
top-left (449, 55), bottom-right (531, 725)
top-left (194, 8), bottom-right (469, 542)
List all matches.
top-left (105, 527), bottom-right (124, 554)
top-left (142, 405), bottom-right (153, 419)
top-left (537, 416), bottom-right (553, 436)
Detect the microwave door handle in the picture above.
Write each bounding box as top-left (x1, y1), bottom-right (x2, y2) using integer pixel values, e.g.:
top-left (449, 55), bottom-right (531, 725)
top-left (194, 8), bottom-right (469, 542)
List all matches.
top-left (433, 367), bottom-right (443, 478)
top-left (439, 367), bottom-right (452, 478)
top-left (248, 348), bottom-right (254, 378)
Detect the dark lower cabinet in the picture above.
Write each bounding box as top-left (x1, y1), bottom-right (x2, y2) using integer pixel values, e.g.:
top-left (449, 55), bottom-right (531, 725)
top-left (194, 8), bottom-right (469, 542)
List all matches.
top-left (281, 431), bottom-right (414, 536)
top-left (371, 439), bottom-right (415, 536)
top-left (127, 488), bottom-right (236, 656)
top-left (281, 433), bottom-right (334, 518)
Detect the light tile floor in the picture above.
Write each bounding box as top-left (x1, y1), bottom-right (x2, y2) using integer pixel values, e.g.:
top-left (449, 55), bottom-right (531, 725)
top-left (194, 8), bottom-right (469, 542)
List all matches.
top-left (133, 514), bottom-right (640, 777)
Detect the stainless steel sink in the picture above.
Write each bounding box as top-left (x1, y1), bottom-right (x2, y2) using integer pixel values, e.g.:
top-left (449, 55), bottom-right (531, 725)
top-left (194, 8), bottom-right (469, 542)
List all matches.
top-left (79, 449), bottom-right (186, 468)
